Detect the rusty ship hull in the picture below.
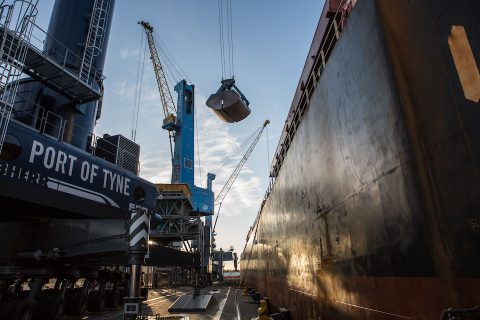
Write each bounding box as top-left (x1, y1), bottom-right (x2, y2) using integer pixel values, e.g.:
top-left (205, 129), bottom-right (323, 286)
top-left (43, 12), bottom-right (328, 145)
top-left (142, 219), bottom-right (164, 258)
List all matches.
top-left (241, 0), bottom-right (480, 319)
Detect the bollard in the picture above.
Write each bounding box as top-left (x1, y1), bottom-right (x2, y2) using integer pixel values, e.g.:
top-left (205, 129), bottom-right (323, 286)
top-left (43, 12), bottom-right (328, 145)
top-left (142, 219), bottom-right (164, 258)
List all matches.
top-left (257, 299), bottom-right (272, 320)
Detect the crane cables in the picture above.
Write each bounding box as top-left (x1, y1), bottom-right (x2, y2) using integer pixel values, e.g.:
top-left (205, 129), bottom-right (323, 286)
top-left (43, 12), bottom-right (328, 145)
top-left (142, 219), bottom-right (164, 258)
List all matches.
top-left (131, 30), bottom-right (147, 142)
top-left (218, 0), bottom-right (235, 79)
top-left (212, 121), bottom-right (269, 233)
top-left (151, 33), bottom-right (203, 183)
top-left (134, 23), bottom-right (204, 179)
top-left (156, 32), bottom-right (206, 183)
top-left (152, 31), bottom-right (200, 170)
top-left (211, 124), bottom-right (262, 175)
top-left (153, 32), bottom-right (191, 85)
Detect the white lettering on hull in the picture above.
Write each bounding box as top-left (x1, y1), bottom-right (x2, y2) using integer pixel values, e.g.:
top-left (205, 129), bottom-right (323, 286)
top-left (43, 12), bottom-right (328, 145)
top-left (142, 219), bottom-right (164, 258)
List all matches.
top-left (28, 140), bottom-right (131, 197)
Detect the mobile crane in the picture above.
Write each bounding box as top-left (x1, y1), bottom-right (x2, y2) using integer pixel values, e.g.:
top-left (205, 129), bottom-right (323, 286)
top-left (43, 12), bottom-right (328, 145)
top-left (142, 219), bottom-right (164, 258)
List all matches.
top-left (138, 21), bottom-right (217, 309)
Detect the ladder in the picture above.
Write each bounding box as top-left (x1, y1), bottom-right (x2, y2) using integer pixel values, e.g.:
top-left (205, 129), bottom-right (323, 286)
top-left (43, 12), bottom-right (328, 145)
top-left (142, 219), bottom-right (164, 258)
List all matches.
top-left (0, 102), bottom-right (12, 153)
top-left (79, 0), bottom-right (111, 84)
top-left (0, 0), bottom-right (38, 153)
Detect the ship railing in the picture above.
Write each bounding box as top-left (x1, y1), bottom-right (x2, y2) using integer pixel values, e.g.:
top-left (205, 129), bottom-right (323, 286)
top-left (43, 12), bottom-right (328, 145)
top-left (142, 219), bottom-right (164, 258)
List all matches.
top-left (261, 0), bottom-right (354, 225)
top-left (256, 176), bottom-right (275, 218)
top-left (7, 98), bottom-right (140, 174)
top-left (10, 93), bottom-right (44, 131)
top-left (26, 18), bottom-right (105, 86)
top-left (245, 0), bottom-right (354, 258)
top-left (269, 0), bottom-right (355, 180)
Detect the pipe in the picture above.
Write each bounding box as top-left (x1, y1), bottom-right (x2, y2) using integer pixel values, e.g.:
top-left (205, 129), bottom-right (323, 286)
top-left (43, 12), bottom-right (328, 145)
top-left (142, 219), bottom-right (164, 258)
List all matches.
top-left (128, 264), bottom-right (142, 298)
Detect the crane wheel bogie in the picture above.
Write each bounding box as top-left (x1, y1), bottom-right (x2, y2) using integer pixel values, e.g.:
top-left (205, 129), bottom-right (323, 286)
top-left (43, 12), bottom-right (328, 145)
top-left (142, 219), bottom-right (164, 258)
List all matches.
top-left (65, 291), bottom-right (88, 316)
top-left (0, 299), bottom-right (34, 320)
top-left (88, 290), bottom-right (107, 312)
top-left (33, 294), bottom-right (65, 320)
top-left (105, 289), bottom-right (122, 308)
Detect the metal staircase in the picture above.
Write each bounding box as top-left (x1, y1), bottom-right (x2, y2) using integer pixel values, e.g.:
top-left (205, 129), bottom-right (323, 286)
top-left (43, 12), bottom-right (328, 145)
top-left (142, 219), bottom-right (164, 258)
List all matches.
top-left (0, 0), bottom-right (38, 153)
top-left (79, 0), bottom-right (111, 83)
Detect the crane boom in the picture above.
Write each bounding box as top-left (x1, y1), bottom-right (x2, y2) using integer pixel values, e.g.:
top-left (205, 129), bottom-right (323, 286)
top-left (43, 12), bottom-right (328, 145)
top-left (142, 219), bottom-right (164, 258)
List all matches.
top-left (214, 120), bottom-right (270, 225)
top-left (139, 21), bottom-right (176, 120)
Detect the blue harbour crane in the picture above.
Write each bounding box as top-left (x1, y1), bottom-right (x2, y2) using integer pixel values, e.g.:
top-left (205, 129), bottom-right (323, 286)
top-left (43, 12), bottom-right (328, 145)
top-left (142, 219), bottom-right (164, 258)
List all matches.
top-left (139, 21), bottom-right (215, 217)
top-left (138, 19), bottom-right (265, 309)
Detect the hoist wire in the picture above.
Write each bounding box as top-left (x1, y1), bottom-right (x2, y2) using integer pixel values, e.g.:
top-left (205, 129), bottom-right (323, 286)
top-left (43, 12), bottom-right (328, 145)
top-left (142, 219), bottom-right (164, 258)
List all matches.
top-left (159, 53), bottom-right (177, 84)
top-left (158, 45), bottom-right (181, 83)
top-left (211, 124), bottom-right (263, 175)
top-left (155, 35), bottom-right (191, 83)
top-left (227, 0), bottom-right (234, 77)
top-left (155, 36), bottom-right (200, 182)
top-left (131, 30), bottom-right (144, 140)
top-left (212, 131), bottom-right (256, 173)
top-left (163, 64), bottom-right (177, 94)
top-left (218, 0), bottom-right (225, 79)
top-left (132, 33), bottom-right (148, 142)
top-left (158, 50), bottom-right (179, 93)
top-left (213, 122), bottom-right (268, 233)
top-left (230, 0), bottom-right (235, 76)
top-left (226, 0), bottom-right (232, 78)
top-left (154, 35), bottom-right (178, 75)
top-left (217, 0), bottom-right (234, 79)
top-left (220, 127), bottom-right (262, 168)
top-left (133, 42), bottom-right (148, 142)
top-left (156, 42), bottom-right (181, 85)
top-left (151, 34), bottom-right (199, 178)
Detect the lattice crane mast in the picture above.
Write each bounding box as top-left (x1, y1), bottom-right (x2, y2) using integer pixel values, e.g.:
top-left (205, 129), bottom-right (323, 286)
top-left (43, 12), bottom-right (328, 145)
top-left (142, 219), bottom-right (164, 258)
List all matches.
top-left (213, 119), bottom-right (270, 232)
top-left (138, 21), bottom-right (177, 154)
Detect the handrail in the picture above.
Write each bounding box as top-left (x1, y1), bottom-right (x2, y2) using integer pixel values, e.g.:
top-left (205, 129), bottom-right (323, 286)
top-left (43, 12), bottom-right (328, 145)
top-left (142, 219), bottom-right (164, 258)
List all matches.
top-left (9, 98), bottom-right (139, 173)
top-left (11, 95), bottom-right (45, 131)
top-left (42, 110), bottom-right (63, 140)
top-left (26, 18), bottom-right (105, 86)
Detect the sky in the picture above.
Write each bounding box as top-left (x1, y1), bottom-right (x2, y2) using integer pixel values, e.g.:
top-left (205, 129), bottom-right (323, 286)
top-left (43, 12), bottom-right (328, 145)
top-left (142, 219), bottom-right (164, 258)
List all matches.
top-left (34, 0), bottom-right (325, 267)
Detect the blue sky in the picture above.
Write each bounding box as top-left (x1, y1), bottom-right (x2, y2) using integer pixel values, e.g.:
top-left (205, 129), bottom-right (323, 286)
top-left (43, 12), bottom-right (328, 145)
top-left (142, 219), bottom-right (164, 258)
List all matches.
top-left (35, 0), bottom-right (325, 264)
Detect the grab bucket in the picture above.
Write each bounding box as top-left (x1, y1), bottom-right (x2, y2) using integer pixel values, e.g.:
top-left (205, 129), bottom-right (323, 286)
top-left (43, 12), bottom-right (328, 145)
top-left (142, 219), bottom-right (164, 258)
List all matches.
top-left (206, 89), bottom-right (251, 123)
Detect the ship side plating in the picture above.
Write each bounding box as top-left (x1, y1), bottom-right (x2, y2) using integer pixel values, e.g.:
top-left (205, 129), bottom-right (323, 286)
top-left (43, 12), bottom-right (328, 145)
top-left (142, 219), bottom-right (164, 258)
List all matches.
top-left (241, 0), bottom-right (480, 319)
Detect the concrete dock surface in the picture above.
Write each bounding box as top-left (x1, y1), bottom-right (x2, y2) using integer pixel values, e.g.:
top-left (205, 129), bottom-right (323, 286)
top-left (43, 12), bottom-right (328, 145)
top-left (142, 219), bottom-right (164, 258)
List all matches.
top-left (64, 285), bottom-right (259, 320)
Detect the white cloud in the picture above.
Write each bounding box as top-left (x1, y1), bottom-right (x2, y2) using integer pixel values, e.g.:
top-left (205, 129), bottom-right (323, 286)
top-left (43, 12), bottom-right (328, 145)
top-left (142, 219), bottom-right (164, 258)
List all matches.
top-left (113, 79), bottom-right (133, 97)
top-left (193, 101), bottom-right (263, 219)
top-left (108, 48), bottom-right (265, 247)
top-left (135, 90), bottom-right (264, 220)
top-left (138, 149), bottom-right (171, 183)
top-left (119, 47), bottom-right (140, 60)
